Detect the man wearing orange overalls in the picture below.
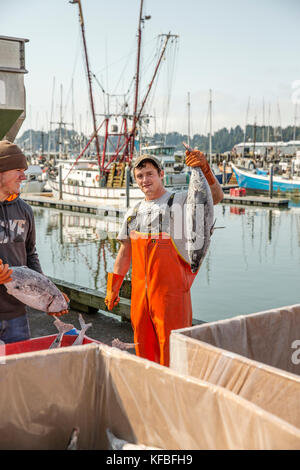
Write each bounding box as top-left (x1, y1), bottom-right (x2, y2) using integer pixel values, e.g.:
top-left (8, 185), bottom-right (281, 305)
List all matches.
top-left (105, 150), bottom-right (223, 367)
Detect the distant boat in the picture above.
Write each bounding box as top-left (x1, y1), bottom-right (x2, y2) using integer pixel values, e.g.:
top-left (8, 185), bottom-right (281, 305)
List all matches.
top-left (140, 142), bottom-right (190, 187)
top-left (20, 165), bottom-right (47, 194)
top-left (212, 164), bottom-right (233, 185)
top-left (231, 163), bottom-right (300, 192)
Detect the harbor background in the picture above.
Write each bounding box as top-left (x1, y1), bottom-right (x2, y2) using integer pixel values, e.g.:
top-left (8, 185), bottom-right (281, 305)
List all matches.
top-left (31, 200), bottom-right (300, 326)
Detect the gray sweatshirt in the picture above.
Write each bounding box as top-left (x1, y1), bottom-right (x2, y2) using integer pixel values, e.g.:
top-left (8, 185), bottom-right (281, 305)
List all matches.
top-left (0, 195), bottom-right (42, 320)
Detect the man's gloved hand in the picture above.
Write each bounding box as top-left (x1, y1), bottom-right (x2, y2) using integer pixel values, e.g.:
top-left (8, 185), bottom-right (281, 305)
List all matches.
top-left (185, 149), bottom-right (216, 186)
top-left (105, 272), bottom-right (124, 311)
top-left (0, 259), bottom-right (12, 284)
top-left (48, 292), bottom-right (70, 317)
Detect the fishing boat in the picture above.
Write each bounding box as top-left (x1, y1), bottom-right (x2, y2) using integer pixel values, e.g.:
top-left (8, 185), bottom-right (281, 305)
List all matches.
top-left (212, 164), bottom-right (233, 185)
top-left (231, 163), bottom-right (300, 192)
top-left (48, 0), bottom-right (180, 207)
top-left (20, 165), bottom-right (47, 194)
top-left (48, 158), bottom-right (144, 207)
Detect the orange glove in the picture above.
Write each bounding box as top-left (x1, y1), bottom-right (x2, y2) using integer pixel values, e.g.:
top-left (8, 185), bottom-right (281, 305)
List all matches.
top-left (48, 292), bottom-right (70, 317)
top-left (105, 272), bottom-right (124, 311)
top-left (0, 259), bottom-right (12, 284)
top-left (185, 149), bottom-right (216, 186)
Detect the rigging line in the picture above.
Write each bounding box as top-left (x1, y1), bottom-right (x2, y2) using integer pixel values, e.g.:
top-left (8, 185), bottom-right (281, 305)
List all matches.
top-left (94, 39), bottom-right (137, 76)
top-left (140, 36), bottom-right (162, 79)
top-left (91, 72), bottom-right (107, 115)
top-left (112, 36), bottom-right (152, 96)
top-left (125, 75), bottom-right (135, 96)
top-left (62, 31), bottom-right (82, 121)
top-left (161, 37), bottom-right (179, 133)
top-left (141, 38), bottom-right (164, 114)
top-left (162, 38), bottom-right (179, 134)
top-left (139, 34), bottom-right (163, 99)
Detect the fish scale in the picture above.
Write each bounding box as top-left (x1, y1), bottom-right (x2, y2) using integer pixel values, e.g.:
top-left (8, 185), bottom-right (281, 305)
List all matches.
top-left (186, 167), bottom-right (214, 273)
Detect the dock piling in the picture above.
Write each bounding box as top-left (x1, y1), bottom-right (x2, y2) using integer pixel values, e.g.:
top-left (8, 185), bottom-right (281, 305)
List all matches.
top-left (269, 164), bottom-right (273, 199)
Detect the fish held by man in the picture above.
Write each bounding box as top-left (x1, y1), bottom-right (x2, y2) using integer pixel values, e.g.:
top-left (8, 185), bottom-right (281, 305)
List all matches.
top-left (4, 266), bottom-right (69, 313)
top-left (186, 166), bottom-right (215, 273)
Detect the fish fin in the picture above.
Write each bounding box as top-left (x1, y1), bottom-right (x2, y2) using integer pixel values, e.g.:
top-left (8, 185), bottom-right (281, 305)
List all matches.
top-left (210, 218), bottom-right (217, 236)
top-left (78, 314), bottom-right (92, 332)
top-left (78, 314), bottom-right (91, 331)
top-left (106, 429), bottom-right (129, 450)
top-left (53, 317), bottom-right (75, 335)
top-left (111, 338), bottom-right (137, 350)
top-left (71, 314), bottom-right (92, 346)
top-left (67, 427), bottom-right (80, 450)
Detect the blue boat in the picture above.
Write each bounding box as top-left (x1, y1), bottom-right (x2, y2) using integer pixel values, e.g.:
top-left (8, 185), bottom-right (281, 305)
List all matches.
top-left (215, 172), bottom-right (233, 185)
top-left (212, 164), bottom-right (232, 184)
top-left (231, 163), bottom-right (300, 192)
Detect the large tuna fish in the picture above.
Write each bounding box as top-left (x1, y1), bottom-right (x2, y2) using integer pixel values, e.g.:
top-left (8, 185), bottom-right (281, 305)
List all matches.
top-left (186, 167), bottom-right (215, 273)
top-left (4, 266), bottom-right (69, 313)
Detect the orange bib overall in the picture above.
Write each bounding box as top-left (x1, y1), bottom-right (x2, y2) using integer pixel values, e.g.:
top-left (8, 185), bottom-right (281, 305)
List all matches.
top-left (128, 195), bottom-right (196, 367)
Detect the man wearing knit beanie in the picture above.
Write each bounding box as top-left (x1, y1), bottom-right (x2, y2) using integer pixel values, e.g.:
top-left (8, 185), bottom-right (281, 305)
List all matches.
top-left (0, 140), bottom-right (28, 200)
top-left (0, 140), bottom-right (28, 173)
top-left (0, 140), bottom-right (69, 344)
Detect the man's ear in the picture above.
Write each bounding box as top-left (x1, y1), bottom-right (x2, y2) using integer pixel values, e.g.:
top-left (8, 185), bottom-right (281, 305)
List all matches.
top-left (160, 169), bottom-right (164, 179)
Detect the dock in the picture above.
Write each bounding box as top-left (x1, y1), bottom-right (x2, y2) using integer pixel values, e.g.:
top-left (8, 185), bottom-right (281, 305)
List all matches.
top-left (22, 189), bottom-right (290, 213)
top-left (22, 193), bottom-right (127, 218)
top-left (222, 193), bottom-right (289, 207)
top-left (50, 276), bottom-right (205, 326)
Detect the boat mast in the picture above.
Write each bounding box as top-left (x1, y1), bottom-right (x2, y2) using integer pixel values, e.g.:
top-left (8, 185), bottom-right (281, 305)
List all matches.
top-left (70, 0), bottom-right (101, 168)
top-left (130, 0), bottom-right (144, 158)
top-left (293, 104), bottom-right (298, 141)
top-left (48, 76), bottom-right (55, 160)
top-left (187, 92), bottom-right (191, 147)
top-left (243, 96), bottom-right (250, 158)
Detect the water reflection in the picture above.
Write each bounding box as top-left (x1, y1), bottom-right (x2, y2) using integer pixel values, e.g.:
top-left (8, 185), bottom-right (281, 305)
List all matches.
top-left (34, 209), bottom-right (123, 292)
top-left (32, 204), bottom-right (300, 322)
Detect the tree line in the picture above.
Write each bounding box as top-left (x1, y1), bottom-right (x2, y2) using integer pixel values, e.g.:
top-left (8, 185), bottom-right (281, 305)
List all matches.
top-left (16, 124), bottom-right (299, 155)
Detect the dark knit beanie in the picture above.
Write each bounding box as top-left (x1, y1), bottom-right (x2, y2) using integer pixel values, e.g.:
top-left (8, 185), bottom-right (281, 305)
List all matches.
top-left (0, 140), bottom-right (28, 173)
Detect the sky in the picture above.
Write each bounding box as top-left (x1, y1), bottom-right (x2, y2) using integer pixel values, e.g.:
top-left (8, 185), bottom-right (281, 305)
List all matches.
top-left (2, 0), bottom-right (300, 139)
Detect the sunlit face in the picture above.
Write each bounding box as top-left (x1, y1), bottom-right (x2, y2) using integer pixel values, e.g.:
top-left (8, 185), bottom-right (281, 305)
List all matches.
top-left (134, 162), bottom-right (165, 200)
top-left (0, 168), bottom-right (27, 198)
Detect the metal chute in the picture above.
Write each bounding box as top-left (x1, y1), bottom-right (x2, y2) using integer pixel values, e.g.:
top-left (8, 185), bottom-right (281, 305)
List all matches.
top-left (0, 35), bottom-right (29, 141)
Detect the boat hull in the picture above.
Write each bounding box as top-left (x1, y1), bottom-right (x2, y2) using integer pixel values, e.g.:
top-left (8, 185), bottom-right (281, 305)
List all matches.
top-left (215, 172), bottom-right (232, 185)
top-left (231, 164), bottom-right (300, 192)
top-left (48, 178), bottom-right (144, 208)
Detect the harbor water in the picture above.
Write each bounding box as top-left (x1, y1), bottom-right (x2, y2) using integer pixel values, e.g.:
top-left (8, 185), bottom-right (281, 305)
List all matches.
top-left (33, 201), bottom-right (300, 323)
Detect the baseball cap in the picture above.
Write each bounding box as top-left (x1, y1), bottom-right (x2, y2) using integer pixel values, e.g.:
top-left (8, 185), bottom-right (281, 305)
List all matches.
top-left (133, 154), bottom-right (162, 171)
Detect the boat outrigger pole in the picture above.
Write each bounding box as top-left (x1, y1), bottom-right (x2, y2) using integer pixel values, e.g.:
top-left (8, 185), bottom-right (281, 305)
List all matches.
top-left (70, 0), bottom-right (102, 172)
top-left (129, 0), bottom-right (175, 160)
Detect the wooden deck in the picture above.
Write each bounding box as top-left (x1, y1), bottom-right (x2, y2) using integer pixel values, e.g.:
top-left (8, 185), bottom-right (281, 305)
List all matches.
top-left (222, 194), bottom-right (289, 207)
top-left (22, 193), bottom-right (127, 217)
